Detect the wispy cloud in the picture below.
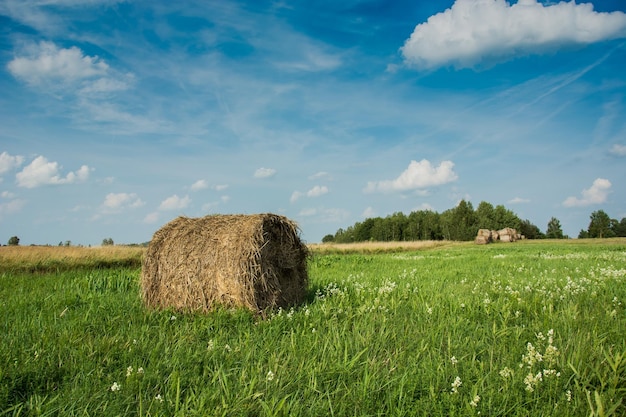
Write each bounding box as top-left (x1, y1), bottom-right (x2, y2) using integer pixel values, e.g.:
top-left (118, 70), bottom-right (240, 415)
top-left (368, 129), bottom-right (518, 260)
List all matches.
top-left (364, 160), bottom-right (458, 193)
top-left (401, 0), bottom-right (626, 70)
top-left (563, 178), bottom-right (612, 207)
top-left (508, 197), bottom-right (530, 204)
top-left (0, 198), bottom-right (26, 218)
top-left (609, 144), bottom-right (626, 156)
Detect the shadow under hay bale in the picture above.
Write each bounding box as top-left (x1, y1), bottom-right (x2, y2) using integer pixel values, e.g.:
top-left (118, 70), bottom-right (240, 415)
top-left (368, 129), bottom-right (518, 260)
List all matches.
top-left (141, 214), bottom-right (309, 313)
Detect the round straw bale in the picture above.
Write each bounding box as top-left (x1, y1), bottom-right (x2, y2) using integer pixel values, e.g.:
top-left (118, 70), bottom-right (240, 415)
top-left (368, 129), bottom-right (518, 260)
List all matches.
top-left (141, 213), bottom-right (309, 313)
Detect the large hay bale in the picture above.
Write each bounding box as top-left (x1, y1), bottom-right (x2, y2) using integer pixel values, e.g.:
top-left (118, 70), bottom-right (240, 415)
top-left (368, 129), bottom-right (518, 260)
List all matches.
top-left (141, 214), bottom-right (309, 313)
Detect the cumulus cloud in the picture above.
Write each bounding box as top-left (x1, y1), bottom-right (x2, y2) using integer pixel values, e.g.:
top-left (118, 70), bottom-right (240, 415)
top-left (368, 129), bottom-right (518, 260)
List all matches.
top-left (254, 167), bottom-right (276, 179)
top-left (563, 178), bottom-right (612, 207)
top-left (190, 179), bottom-right (208, 191)
top-left (610, 144), bottom-right (626, 156)
top-left (401, 0), bottom-right (626, 70)
top-left (214, 184), bottom-right (229, 191)
top-left (290, 185), bottom-right (329, 203)
top-left (102, 192), bottom-right (144, 212)
top-left (158, 194), bottom-right (191, 211)
top-left (364, 159), bottom-right (458, 193)
top-left (16, 156), bottom-right (90, 188)
top-left (8, 41), bottom-right (108, 84)
top-left (7, 41), bottom-right (131, 94)
top-left (0, 151), bottom-right (24, 175)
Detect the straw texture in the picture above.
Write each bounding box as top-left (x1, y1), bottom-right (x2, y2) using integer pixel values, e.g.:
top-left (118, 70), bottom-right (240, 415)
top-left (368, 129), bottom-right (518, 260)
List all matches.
top-left (141, 214), bottom-right (309, 313)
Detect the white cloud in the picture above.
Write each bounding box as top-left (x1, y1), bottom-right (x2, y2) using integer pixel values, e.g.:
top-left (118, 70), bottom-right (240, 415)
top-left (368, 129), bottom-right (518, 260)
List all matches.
top-left (102, 192), bottom-right (144, 212)
top-left (143, 212), bottom-right (159, 224)
top-left (7, 41), bottom-right (131, 94)
top-left (214, 184), bottom-right (229, 191)
top-left (610, 144), bottom-right (626, 156)
top-left (254, 167), bottom-right (276, 179)
top-left (8, 41), bottom-right (108, 85)
top-left (298, 207), bottom-right (350, 223)
top-left (362, 206), bottom-right (376, 218)
top-left (563, 178), bottom-right (612, 207)
top-left (190, 179), bottom-right (208, 191)
top-left (0, 152), bottom-right (25, 174)
top-left (508, 197), bottom-right (531, 204)
top-left (299, 208), bottom-right (317, 216)
top-left (364, 159), bottom-right (458, 193)
top-left (16, 156), bottom-right (90, 188)
top-left (290, 191), bottom-right (304, 203)
top-left (291, 185), bottom-right (329, 203)
top-left (307, 185), bottom-right (329, 198)
top-left (413, 203), bottom-right (435, 212)
top-left (1, 191), bottom-right (15, 198)
top-left (401, 0), bottom-right (626, 70)
top-left (158, 194), bottom-right (191, 211)
top-left (0, 199), bottom-right (26, 217)
top-left (309, 171), bottom-right (332, 180)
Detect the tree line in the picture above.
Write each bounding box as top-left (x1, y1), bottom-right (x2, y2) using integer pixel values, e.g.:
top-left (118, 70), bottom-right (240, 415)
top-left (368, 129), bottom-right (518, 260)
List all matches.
top-left (323, 200), bottom-right (626, 243)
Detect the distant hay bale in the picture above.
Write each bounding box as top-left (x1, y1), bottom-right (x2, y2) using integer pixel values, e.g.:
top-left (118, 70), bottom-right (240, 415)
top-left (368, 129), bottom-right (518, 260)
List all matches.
top-left (498, 227), bottom-right (518, 243)
top-left (141, 214), bottom-right (309, 313)
top-left (475, 229), bottom-right (492, 245)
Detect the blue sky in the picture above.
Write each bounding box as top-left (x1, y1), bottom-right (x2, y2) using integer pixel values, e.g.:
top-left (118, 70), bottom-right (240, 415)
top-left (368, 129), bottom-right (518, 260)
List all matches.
top-left (1, 0), bottom-right (625, 245)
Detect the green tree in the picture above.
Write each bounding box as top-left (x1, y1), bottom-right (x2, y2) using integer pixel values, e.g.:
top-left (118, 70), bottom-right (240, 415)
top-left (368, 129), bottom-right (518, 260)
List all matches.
top-left (441, 200), bottom-right (476, 241)
top-left (519, 219), bottom-right (544, 239)
top-left (475, 201), bottom-right (495, 229)
top-left (545, 217), bottom-right (564, 239)
top-left (102, 238), bottom-right (114, 246)
top-left (321, 234), bottom-right (335, 243)
top-left (613, 218), bottom-right (626, 237)
top-left (493, 205), bottom-right (521, 231)
top-left (587, 210), bottom-right (614, 238)
top-left (8, 236), bottom-right (19, 246)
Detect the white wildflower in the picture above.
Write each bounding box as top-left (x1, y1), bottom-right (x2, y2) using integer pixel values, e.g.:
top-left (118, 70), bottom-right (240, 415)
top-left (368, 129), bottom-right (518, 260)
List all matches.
top-left (499, 367), bottom-right (514, 379)
top-left (126, 366), bottom-right (133, 377)
top-left (470, 394), bottom-right (480, 407)
top-left (155, 394), bottom-right (163, 403)
top-left (111, 382), bottom-right (121, 392)
top-left (451, 376), bottom-right (462, 394)
top-left (266, 370), bottom-right (275, 381)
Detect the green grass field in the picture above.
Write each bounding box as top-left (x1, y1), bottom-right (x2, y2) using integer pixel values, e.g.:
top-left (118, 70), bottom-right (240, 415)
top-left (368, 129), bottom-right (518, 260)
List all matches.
top-left (1, 240), bottom-right (625, 416)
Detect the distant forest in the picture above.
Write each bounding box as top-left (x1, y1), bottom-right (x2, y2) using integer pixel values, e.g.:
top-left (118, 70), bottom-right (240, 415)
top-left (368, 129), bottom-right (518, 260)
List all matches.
top-left (323, 200), bottom-right (626, 243)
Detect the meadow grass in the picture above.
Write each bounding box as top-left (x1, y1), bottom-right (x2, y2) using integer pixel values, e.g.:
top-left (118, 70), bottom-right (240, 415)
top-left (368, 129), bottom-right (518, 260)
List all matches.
top-left (1, 239), bottom-right (625, 416)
